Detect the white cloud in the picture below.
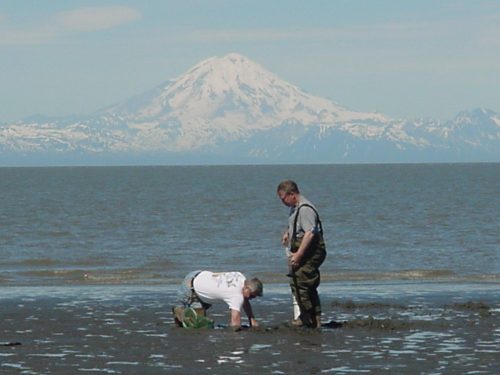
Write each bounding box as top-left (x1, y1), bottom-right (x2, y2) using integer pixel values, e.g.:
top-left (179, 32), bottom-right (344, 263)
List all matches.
top-left (0, 6), bottom-right (142, 45)
top-left (55, 6), bottom-right (141, 32)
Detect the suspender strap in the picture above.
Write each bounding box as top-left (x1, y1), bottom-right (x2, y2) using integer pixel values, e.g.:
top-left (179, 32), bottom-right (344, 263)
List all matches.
top-left (292, 203), bottom-right (323, 243)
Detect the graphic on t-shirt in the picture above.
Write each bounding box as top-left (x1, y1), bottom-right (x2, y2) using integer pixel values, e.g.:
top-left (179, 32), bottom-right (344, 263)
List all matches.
top-left (212, 272), bottom-right (243, 289)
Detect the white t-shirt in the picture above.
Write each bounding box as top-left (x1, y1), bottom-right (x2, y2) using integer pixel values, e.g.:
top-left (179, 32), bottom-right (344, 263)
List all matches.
top-left (193, 271), bottom-right (246, 312)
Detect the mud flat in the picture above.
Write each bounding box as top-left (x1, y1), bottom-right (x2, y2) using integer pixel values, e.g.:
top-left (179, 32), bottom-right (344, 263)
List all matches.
top-left (0, 283), bottom-right (498, 374)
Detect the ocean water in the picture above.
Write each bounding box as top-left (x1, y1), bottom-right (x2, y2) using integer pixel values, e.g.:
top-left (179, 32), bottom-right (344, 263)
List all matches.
top-left (0, 163), bottom-right (498, 287)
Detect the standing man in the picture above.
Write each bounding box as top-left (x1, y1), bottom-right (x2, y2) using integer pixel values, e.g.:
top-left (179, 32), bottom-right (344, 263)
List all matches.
top-left (277, 180), bottom-right (326, 328)
top-left (173, 270), bottom-right (263, 328)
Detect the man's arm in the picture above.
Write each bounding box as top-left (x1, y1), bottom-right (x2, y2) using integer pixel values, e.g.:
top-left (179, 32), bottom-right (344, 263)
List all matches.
top-left (229, 309), bottom-right (241, 327)
top-left (242, 299), bottom-right (258, 327)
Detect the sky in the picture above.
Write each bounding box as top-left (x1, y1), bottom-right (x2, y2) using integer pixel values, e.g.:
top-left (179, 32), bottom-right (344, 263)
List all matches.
top-left (1, 0), bottom-right (500, 123)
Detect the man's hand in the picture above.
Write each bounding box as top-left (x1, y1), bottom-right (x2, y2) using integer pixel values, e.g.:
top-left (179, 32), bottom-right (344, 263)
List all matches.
top-left (290, 252), bottom-right (303, 269)
top-left (281, 231), bottom-right (289, 246)
top-left (290, 230), bottom-right (315, 268)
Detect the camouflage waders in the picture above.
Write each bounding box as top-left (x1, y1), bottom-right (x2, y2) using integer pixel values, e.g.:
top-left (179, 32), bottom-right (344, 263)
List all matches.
top-left (290, 204), bottom-right (326, 327)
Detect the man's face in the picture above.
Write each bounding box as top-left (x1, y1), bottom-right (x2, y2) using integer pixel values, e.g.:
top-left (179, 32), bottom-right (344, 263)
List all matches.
top-left (243, 286), bottom-right (258, 300)
top-left (278, 190), bottom-right (295, 207)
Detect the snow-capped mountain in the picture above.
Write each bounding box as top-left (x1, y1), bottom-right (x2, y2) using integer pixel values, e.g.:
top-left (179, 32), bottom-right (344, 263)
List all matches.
top-left (100, 53), bottom-right (391, 151)
top-left (1, 53), bottom-right (499, 165)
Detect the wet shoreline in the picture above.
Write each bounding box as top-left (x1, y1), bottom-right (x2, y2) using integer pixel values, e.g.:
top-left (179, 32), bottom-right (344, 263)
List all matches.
top-left (1, 266), bottom-right (498, 288)
top-left (1, 282), bottom-right (498, 374)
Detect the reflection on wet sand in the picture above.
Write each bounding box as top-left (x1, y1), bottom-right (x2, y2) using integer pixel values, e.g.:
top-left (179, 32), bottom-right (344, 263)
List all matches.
top-left (0, 287), bottom-right (498, 375)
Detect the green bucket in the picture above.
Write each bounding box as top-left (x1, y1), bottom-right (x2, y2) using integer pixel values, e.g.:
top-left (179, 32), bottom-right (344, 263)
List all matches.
top-left (182, 307), bottom-right (215, 329)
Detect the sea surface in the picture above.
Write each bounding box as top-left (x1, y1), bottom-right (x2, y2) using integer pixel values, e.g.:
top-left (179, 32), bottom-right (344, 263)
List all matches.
top-left (0, 163), bottom-right (498, 287)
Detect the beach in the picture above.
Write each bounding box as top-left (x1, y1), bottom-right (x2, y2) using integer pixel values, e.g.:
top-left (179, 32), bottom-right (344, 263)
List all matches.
top-left (1, 283), bottom-right (498, 374)
top-left (1, 165), bottom-right (498, 373)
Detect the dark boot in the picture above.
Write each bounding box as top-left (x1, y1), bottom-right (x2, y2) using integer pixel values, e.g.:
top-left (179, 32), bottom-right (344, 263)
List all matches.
top-left (172, 306), bottom-right (184, 327)
top-left (313, 313), bottom-right (321, 328)
top-left (299, 311), bottom-right (314, 327)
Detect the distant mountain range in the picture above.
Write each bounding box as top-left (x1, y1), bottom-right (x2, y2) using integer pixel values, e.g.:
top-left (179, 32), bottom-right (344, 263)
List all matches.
top-left (1, 53), bottom-right (499, 165)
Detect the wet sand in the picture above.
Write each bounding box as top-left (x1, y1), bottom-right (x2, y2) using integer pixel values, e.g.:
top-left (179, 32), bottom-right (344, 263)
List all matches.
top-left (1, 286), bottom-right (498, 374)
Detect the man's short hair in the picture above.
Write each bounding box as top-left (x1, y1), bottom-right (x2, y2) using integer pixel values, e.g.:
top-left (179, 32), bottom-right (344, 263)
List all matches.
top-left (277, 180), bottom-right (299, 195)
top-left (246, 278), bottom-right (263, 297)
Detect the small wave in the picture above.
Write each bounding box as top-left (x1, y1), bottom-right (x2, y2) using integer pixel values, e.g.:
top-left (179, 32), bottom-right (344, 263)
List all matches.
top-left (394, 269), bottom-right (457, 279)
top-left (19, 258), bottom-right (61, 267)
top-left (69, 258), bottom-right (111, 267)
top-left (83, 269), bottom-right (163, 284)
top-left (18, 267), bottom-right (170, 285)
top-left (20, 269), bottom-right (89, 281)
top-left (2, 257), bottom-right (110, 268)
top-left (322, 269), bottom-right (457, 282)
top-left (246, 269), bottom-right (498, 284)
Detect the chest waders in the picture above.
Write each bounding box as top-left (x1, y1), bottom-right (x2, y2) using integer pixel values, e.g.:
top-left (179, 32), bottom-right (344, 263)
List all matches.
top-left (290, 204), bottom-right (326, 328)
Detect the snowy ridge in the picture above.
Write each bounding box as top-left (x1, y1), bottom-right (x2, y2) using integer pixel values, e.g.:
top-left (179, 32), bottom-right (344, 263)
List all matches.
top-left (1, 53), bottom-right (499, 164)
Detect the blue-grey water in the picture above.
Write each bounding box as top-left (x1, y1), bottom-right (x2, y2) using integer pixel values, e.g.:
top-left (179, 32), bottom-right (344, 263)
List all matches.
top-left (0, 163), bottom-right (498, 287)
